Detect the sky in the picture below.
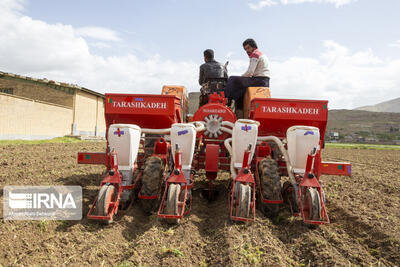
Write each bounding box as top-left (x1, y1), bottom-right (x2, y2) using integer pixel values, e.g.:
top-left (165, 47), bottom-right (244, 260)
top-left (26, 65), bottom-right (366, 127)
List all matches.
top-left (0, 0), bottom-right (399, 109)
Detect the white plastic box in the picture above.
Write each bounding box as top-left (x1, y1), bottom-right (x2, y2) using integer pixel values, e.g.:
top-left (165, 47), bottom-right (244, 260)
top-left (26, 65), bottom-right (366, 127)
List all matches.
top-left (232, 119), bottom-right (259, 168)
top-left (286, 126), bottom-right (320, 174)
top-left (108, 124), bottom-right (141, 171)
top-left (170, 123), bottom-right (196, 171)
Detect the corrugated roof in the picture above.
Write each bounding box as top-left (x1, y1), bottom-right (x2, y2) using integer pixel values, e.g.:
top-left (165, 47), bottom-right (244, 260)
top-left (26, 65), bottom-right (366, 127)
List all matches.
top-left (0, 71), bottom-right (105, 98)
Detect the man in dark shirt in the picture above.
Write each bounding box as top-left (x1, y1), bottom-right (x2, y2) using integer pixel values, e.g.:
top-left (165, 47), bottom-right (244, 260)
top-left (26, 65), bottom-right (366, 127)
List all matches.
top-left (198, 49), bottom-right (228, 107)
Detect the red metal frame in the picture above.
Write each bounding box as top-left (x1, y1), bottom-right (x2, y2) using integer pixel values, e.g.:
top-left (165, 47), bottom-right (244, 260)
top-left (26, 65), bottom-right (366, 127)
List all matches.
top-left (297, 153), bottom-right (330, 225)
top-left (193, 92), bottom-right (236, 141)
top-left (77, 152), bottom-right (109, 166)
top-left (105, 93), bottom-right (183, 130)
top-left (80, 150), bottom-right (141, 221)
top-left (157, 149), bottom-right (193, 220)
top-left (320, 161), bottom-right (351, 176)
top-left (192, 92), bottom-right (236, 204)
top-left (205, 144), bottom-right (219, 178)
top-left (249, 98), bottom-right (328, 141)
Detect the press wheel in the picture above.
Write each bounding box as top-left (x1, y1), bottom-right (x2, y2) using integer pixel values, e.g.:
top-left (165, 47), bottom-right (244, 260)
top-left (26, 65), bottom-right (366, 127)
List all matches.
top-left (96, 184), bottom-right (116, 224)
top-left (303, 187), bottom-right (322, 228)
top-left (238, 184), bottom-right (251, 219)
top-left (166, 184), bottom-right (181, 224)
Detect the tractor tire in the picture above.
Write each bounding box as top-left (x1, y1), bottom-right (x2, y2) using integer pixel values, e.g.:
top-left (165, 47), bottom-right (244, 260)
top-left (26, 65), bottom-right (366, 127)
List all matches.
top-left (96, 184), bottom-right (116, 224)
top-left (258, 157), bottom-right (281, 218)
top-left (166, 184), bottom-right (181, 224)
top-left (144, 135), bottom-right (162, 156)
top-left (141, 156), bottom-right (164, 214)
top-left (267, 141), bottom-right (282, 160)
top-left (238, 184), bottom-right (251, 219)
top-left (282, 181), bottom-right (299, 214)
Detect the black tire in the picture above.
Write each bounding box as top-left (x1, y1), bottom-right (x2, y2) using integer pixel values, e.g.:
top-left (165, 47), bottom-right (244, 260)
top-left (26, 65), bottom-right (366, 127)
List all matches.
top-left (238, 184), bottom-right (251, 218)
top-left (141, 156), bottom-right (164, 214)
top-left (267, 142), bottom-right (282, 160)
top-left (258, 157), bottom-right (281, 218)
top-left (96, 184), bottom-right (116, 224)
top-left (144, 135), bottom-right (163, 156)
top-left (166, 184), bottom-right (181, 224)
top-left (282, 181), bottom-right (299, 214)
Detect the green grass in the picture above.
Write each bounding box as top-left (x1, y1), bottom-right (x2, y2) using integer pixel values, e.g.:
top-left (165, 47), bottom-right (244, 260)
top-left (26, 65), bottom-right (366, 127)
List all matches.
top-left (240, 243), bottom-right (263, 265)
top-left (115, 261), bottom-right (132, 267)
top-left (159, 246), bottom-right (184, 257)
top-left (0, 136), bottom-right (89, 145)
top-left (326, 142), bottom-right (400, 150)
top-left (38, 220), bottom-right (48, 232)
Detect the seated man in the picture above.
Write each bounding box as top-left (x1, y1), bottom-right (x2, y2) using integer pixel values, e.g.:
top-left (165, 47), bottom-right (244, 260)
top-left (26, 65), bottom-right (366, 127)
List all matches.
top-left (198, 49), bottom-right (228, 107)
top-left (224, 38), bottom-right (270, 117)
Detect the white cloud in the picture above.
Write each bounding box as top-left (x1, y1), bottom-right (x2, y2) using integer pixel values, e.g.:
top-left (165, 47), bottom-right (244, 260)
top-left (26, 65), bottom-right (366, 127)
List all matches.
top-left (75, 26), bottom-right (121, 42)
top-left (248, 0), bottom-right (277, 9)
top-left (389, 40), bottom-right (400, 49)
top-left (0, 2), bottom-right (198, 94)
top-left (0, 1), bottom-right (398, 110)
top-left (89, 42), bottom-right (112, 49)
top-left (0, 0), bottom-right (25, 13)
top-left (228, 40), bottom-right (400, 109)
top-left (248, 0), bottom-right (357, 9)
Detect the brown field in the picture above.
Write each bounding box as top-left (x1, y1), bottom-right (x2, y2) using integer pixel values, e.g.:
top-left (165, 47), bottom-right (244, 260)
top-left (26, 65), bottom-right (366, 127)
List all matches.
top-left (0, 142), bottom-right (399, 266)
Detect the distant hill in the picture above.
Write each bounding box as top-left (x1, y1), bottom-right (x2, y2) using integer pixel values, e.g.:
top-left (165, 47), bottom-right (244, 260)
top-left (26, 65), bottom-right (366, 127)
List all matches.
top-left (327, 109), bottom-right (400, 144)
top-left (355, 97), bottom-right (400, 113)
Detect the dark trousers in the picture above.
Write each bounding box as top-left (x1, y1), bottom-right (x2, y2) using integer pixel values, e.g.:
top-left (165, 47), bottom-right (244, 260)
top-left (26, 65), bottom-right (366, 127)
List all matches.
top-left (224, 76), bottom-right (270, 109)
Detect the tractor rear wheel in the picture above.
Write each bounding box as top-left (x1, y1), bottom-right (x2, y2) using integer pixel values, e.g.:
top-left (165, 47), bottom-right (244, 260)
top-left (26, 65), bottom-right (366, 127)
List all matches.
top-left (141, 156), bottom-right (164, 214)
top-left (258, 157), bottom-right (281, 218)
top-left (96, 184), bottom-right (116, 224)
top-left (166, 184), bottom-right (181, 224)
top-left (238, 184), bottom-right (251, 219)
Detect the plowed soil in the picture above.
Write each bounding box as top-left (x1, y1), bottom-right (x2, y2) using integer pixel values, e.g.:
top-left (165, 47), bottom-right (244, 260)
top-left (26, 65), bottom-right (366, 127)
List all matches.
top-left (0, 142), bottom-right (399, 266)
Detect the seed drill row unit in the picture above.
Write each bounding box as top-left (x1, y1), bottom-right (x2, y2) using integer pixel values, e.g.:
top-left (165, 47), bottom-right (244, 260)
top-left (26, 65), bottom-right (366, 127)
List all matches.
top-left (78, 86), bottom-right (351, 225)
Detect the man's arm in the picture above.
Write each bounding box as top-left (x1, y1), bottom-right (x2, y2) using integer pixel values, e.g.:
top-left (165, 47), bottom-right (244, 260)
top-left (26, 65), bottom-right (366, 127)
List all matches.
top-left (242, 57), bottom-right (258, 77)
top-left (199, 66), bottom-right (205, 85)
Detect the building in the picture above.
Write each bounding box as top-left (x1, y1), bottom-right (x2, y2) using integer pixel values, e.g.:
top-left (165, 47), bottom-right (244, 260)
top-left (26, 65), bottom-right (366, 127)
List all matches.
top-left (328, 131), bottom-right (339, 141)
top-left (0, 71), bottom-right (106, 140)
